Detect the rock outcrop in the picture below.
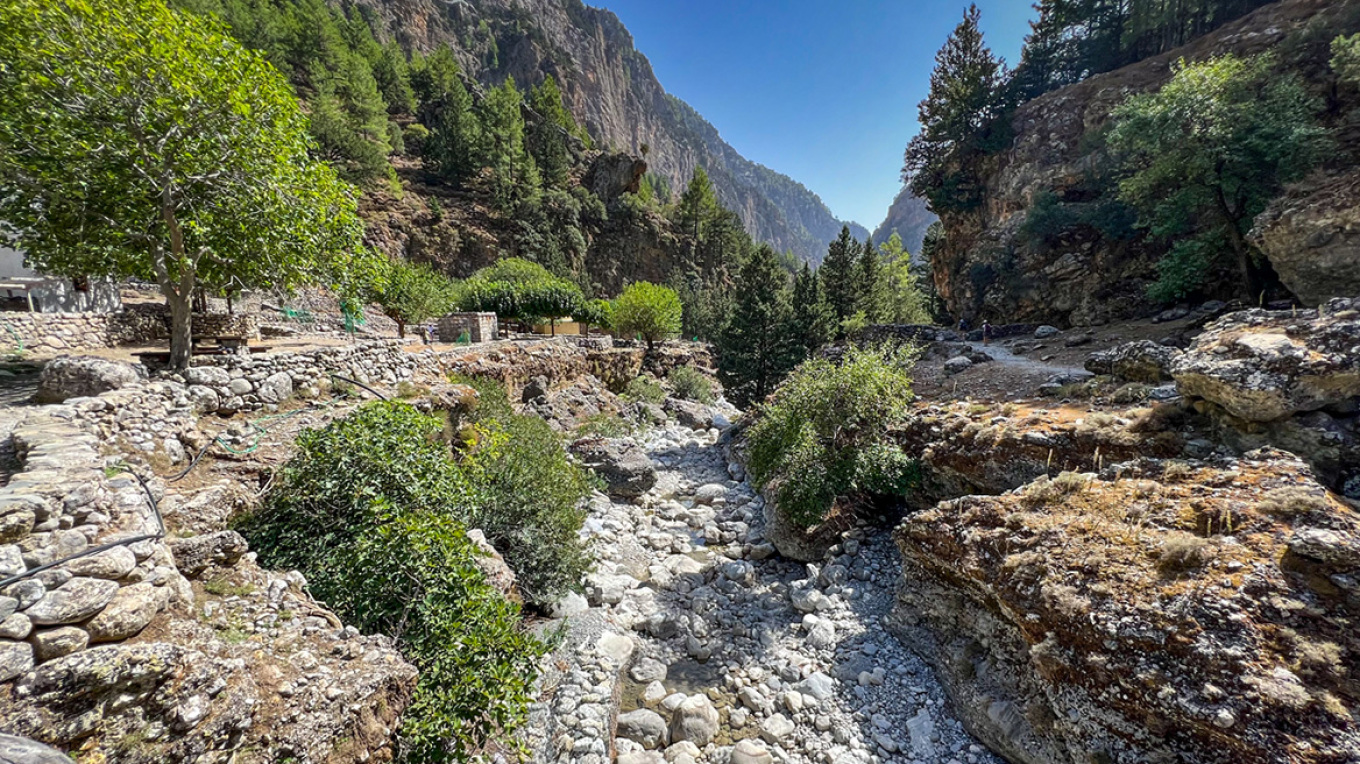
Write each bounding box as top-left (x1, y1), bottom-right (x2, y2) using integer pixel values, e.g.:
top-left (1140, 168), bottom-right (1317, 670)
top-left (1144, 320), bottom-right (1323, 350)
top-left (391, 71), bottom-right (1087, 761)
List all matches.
top-left (1170, 297), bottom-right (1360, 422)
top-left (893, 450), bottom-right (1359, 764)
top-left (1251, 168), bottom-right (1360, 306)
top-left (570, 437), bottom-right (658, 499)
top-left (930, 0), bottom-right (1352, 325)
top-left (1085, 340), bottom-right (1182, 383)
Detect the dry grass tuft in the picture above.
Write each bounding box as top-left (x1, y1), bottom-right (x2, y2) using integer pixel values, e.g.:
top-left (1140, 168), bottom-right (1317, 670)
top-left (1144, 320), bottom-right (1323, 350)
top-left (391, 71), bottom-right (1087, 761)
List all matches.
top-left (1158, 532), bottom-right (1212, 572)
top-left (1257, 487), bottom-right (1331, 517)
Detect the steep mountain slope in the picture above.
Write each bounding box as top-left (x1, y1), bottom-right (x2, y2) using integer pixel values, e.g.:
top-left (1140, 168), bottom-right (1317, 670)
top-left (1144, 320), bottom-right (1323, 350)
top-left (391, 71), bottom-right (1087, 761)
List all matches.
top-left (872, 186), bottom-right (937, 256)
top-left (347, 0), bottom-right (863, 262)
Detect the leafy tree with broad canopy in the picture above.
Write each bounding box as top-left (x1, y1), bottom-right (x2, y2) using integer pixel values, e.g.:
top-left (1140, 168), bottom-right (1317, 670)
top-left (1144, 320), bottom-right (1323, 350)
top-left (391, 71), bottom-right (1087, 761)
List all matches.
top-left (0, 0), bottom-right (367, 370)
top-left (372, 259), bottom-right (458, 339)
top-left (455, 258), bottom-right (584, 330)
top-left (1107, 53), bottom-right (1330, 302)
top-left (613, 282), bottom-right (683, 349)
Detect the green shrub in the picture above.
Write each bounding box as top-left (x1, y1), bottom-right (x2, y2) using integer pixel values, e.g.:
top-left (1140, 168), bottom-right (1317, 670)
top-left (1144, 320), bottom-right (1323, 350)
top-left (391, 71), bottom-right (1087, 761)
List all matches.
top-left (612, 281), bottom-right (682, 348)
top-left (458, 380), bottom-right (592, 604)
top-left (747, 345), bottom-right (919, 528)
top-left (667, 365), bottom-right (713, 404)
top-left (241, 402), bottom-right (546, 761)
top-left (623, 375), bottom-right (666, 404)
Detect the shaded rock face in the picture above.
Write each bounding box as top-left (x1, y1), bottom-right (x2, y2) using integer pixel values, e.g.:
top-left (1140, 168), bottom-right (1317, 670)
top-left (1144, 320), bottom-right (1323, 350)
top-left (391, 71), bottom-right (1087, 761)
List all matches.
top-left (931, 0), bottom-right (1343, 326)
top-left (872, 188), bottom-right (938, 257)
top-left (892, 450), bottom-right (1359, 764)
top-left (1251, 168), bottom-right (1360, 306)
top-left (1170, 298), bottom-right (1360, 423)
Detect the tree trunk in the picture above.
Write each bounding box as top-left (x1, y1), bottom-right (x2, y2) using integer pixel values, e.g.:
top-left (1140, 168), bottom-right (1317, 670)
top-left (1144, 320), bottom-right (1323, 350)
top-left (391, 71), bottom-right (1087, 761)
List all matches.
top-left (167, 291), bottom-right (193, 371)
top-left (397, 320), bottom-right (406, 339)
top-left (1214, 187), bottom-right (1257, 300)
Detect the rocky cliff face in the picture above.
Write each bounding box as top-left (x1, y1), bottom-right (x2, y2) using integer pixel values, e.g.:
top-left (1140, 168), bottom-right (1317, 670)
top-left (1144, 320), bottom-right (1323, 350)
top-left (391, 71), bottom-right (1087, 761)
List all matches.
top-left (873, 187), bottom-right (937, 257)
top-left (931, 0), bottom-right (1353, 326)
top-left (349, 0), bottom-right (862, 262)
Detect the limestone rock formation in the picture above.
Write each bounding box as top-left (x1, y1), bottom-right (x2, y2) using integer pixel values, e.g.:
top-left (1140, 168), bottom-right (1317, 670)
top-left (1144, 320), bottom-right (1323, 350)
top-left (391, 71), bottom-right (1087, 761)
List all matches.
top-left (893, 449), bottom-right (1359, 764)
top-left (1251, 168), bottom-right (1360, 306)
top-left (570, 437), bottom-right (657, 498)
top-left (34, 356), bottom-right (145, 403)
top-left (1170, 298), bottom-right (1360, 422)
top-left (349, 0), bottom-right (865, 264)
top-left (930, 0), bottom-right (1347, 325)
top-left (1085, 340), bottom-right (1182, 383)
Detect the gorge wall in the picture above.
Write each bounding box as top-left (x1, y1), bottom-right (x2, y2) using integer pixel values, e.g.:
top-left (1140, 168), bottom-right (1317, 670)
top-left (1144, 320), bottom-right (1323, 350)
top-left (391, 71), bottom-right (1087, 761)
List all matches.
top-left (932, 0), bottom-right (1360, 327)
top-left (348, 0), bottom-right (866, 263)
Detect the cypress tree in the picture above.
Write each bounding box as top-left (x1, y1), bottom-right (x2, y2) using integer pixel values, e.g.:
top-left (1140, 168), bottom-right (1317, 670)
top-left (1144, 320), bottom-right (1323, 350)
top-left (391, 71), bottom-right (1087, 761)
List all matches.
top-left (819, 226), bottom-right (860, 334)
top-left (791, 262), bottom-right (833, 356)
top-left (476, 77), bottom-right (540, 213)
top-left (902, 4), bottom-right (1008, 213)
top-left (858, 236), bottom-right (884, 323)
top-left (419, 48), bottom-right (479, 185)
top-left (717, 245), bottom-right (801, 408)
top-left (677, 167), bottom-right (719, 260)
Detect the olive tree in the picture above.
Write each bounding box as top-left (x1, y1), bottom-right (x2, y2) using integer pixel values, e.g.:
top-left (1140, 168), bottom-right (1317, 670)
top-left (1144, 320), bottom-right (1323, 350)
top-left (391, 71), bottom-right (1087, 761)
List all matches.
top-left (0, 0), bottom-right (366, 369)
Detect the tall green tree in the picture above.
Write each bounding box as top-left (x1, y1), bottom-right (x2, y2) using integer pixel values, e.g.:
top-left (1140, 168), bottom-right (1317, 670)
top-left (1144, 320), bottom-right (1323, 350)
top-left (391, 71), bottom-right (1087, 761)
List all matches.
top-left (903, 4), bottom-right (1009, 213)
top-left (373, 41), bottom-right (417, 116)
top-left (820, 226), bottom-right (861, 334)
top-left (857, 236), bottom-right (885, 323)
top-left (791, 262), bottom-right (834, 356)
top-left (879, 233), bottom-right (932, 325)
top-left (417, 48), bottom-right (480, 185)
top-left (476, 77), bottom-right (541, 213)
top-left (527, 76), bottom-right (580, 189)
top-left (0, 0), bottom-right (367, 370)
top-left (1107, 53), bottom-right (1330, 301)
top-left (717, 245), bottom-right (801, 408)
top-left (677, 167), bottom-right (720, 257)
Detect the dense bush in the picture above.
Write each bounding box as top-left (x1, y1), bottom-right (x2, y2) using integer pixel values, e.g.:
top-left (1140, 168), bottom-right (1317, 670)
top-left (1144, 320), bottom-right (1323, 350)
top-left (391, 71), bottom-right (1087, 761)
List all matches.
top-left (747, 346), bottom-right (920, 528)
top-left (612, 281), bottom-right (682, 348)
top-left (457, 378), bottom-right (592, 603)
top-left (241, 402), bottom-right (548, 762)
top-left (456, 257), bottom-right (585, 325)
top-left (668, 365), bottom-right (714, 404)
top-left (623, 375), bottom-right (666, 404)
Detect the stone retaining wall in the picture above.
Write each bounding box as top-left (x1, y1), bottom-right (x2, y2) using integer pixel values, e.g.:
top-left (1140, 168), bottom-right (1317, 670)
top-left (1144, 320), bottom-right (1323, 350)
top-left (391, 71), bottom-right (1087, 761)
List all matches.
top-left (0, 308), bottom-right (167, 356)
top-left (0, 408), bottom-right (190, 682)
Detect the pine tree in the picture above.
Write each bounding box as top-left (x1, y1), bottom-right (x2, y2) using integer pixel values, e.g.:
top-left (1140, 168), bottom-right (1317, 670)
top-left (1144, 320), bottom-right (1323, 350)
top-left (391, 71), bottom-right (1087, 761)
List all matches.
top-left (858, 236), bottom-right (884, 323)
top-left (791, 262), bottom-right (833, 356)
top-left (419, 48), bottom-right (479, 185)
top-left (717, 245), bottom-right (801, 408)
top-left (476, 77), bottom-right (541, 213)
top-left (373, 42), bottom-right (416, 115)
top-left (819, 226), bottom-right (861, 334)
top-left (526, 76), bottom-right (580, 188)
top-left (677, 167), bottom-right (719, 259)
top-left (903, 4), bottom-right (1008, 213)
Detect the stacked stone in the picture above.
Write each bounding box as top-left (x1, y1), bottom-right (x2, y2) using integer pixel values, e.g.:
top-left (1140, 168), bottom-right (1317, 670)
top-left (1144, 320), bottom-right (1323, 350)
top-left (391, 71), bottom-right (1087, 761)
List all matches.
top-left (0, 409), bottom-right (190, 683)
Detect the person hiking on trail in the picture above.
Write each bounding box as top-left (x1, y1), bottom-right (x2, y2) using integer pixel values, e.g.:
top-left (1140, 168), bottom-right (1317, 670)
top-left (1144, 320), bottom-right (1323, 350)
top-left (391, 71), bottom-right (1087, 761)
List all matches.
top-left (982, 320), bottom-right (991, 345)
top-left (958, 317), bottom-right (969, 334)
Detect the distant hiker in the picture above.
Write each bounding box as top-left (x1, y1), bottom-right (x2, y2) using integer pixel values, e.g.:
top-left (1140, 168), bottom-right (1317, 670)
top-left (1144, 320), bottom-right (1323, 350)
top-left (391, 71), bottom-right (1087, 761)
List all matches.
top-left (982, 320), bottom-right (991, 345)
top-left (423, 324), bottom-right (435, 345)
top-left (957, 318), bottom-right (969, 334)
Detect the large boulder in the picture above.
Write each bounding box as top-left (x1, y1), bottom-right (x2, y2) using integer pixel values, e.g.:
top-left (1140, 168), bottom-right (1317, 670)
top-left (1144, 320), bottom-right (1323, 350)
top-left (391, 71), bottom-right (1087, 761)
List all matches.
top-left (664, 398), bottom-right (714, 431)
top-left (0, 735), bottom-right (71, 764)
top-left (892, 449), bottom-right (1359, 764)
top-left (761, 488), bottom-right (846, 563)
top-left (1170, 299), bottom-right (1360, 422)
top-left (668, 695), bottom-right (719, 747)
top-left (568, 438), bottom-right (656, 498)
top-left (35, 357), bottom-right (144, 403)
top-left (1251, 168), bottom-right (1360, 306)
top-left (1084, 340), bottom-right (1182, 383)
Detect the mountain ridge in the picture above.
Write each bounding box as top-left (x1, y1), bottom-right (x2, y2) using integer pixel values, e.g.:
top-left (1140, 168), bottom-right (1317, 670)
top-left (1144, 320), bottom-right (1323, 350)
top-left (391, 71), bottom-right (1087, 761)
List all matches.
top-left (350, 0), bottom-right (865, 262)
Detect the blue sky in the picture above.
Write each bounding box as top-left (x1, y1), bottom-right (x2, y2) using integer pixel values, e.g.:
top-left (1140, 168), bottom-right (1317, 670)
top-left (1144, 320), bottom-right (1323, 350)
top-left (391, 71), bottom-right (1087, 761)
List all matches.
top-left (595, 1), bottom-right (1037, 230)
